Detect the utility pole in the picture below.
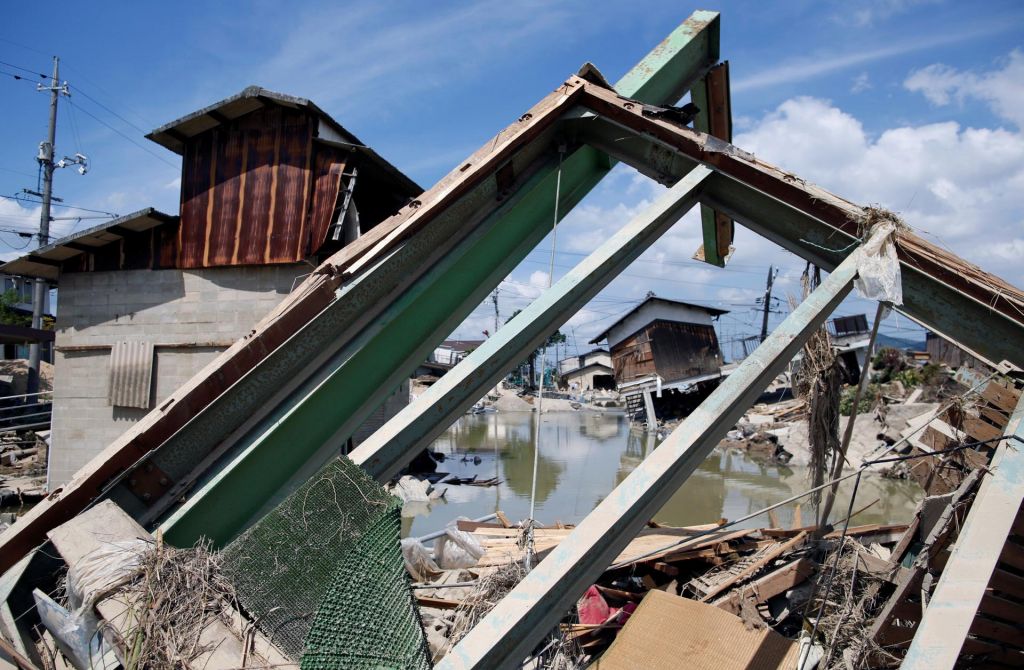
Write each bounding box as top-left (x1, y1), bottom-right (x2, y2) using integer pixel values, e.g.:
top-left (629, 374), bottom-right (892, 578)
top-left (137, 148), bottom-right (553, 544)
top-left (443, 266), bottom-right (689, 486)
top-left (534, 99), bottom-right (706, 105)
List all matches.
top-left (27, 57), bottom-right (63, 394)
top-left (491, 288), bottom-right (500, 335)
top-left (759, 265), bottom-right (776, 343)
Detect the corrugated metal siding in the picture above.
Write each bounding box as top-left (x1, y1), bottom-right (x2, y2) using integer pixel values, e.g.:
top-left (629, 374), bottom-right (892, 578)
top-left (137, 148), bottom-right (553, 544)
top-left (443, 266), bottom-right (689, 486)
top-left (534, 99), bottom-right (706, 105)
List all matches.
top-left (108, 341), bottom-right (155, 409)
top-left (307, 152), bottom-right (348, 255)
top-left (178, 106), bottom-right (317, 268)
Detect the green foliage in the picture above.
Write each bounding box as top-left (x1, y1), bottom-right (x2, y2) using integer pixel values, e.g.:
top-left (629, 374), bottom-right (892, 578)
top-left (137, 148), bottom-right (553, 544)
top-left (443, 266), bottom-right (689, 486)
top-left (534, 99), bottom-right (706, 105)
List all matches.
top-left (840, 384), bottom-right (878, 416)
top-left (871, 346), bottom-right (908, 384)
top-left (0, 290), bottom-right (31, 328)
top-left (893, 368), bottom-right (922, 388)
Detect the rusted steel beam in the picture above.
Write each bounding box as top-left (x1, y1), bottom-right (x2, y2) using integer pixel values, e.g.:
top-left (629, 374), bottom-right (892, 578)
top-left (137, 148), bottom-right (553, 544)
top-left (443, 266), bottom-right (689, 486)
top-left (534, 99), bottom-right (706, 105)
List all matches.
top-left (440, 244), bottom-right (859, 669)
top-left (690, 61), bottom-right (733, 267)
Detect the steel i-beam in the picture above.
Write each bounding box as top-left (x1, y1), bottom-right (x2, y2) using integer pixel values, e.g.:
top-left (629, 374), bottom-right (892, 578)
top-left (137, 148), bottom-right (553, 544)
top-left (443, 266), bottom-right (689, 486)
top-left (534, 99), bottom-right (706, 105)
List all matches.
top-left (350, 165), bottom-right (713, 481)
top-left (153, 13), bottom-right (723, 548)
top-left (438, 245), bottom-right (861, 669)
top-left (900, 392), bottom-right (1024, 669)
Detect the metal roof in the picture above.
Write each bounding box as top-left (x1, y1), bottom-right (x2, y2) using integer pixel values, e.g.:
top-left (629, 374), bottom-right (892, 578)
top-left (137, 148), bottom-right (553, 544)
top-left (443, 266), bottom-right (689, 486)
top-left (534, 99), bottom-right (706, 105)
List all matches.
top-left (0, 208), bottom-right (176, 281)
top-left (146, 86), bottom-right (421, 196)
top-left (589, 296), bottom-right (728, 344)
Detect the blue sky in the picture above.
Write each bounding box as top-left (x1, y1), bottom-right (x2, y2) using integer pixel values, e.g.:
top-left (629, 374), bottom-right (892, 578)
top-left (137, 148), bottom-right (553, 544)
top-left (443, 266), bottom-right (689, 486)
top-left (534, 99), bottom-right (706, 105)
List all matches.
top-left (2, 1), bottom-right (1022, 358)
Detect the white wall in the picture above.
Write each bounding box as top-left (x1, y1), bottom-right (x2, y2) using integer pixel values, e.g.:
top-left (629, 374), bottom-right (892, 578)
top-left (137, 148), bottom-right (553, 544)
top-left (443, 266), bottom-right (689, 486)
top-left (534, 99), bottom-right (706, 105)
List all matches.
top-left (605, 302), bottom-right (714, 348)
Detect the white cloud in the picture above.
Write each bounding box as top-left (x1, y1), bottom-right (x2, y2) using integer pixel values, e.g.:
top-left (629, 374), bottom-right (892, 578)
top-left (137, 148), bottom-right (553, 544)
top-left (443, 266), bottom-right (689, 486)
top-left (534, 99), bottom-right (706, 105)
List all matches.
top-left (732, 25), bottom-right (1004, 93)
top-left (257, 1), bottom-right (578, 116)
top-left (851, 72), bottom-right (872, 94)
top-left (735, 97), bottom-right (1024, 286)
top-left (837, 0), bottom-right (941, 27)
top-left (905, 50), bottom-right (1024, 128)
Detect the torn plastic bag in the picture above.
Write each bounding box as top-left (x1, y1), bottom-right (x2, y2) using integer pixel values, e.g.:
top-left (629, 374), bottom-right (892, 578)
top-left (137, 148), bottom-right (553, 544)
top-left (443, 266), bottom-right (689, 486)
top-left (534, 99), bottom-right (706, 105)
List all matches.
top-left (401, 537), bottom-right (442, 582)
top-left (854, 220), bottom-right (903, 306)
top-left (33, 589), bottom-right (119, 669)
top-left (433, 518), bottom-right (485, 570)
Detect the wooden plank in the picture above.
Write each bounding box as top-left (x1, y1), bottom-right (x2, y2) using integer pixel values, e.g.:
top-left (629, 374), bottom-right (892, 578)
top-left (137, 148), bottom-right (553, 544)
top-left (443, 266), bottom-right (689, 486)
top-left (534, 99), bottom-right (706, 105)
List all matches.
top-left (699, 531), bottom-right (807, 602)
top-left (990, 568), bottom-right (1024, 597)
top-left (416, 595), bottom-right (461, 610)
top-left (713, 558), bottom-right (814, 616)
top-left (979, 381), bottom-right (1020, 414)
top-left (998, 539), bottom-right (1024, 572)
top-left (969, 616), bottom-right (1024, 649)
top-left (979, 592), bottom-right (1024, 624)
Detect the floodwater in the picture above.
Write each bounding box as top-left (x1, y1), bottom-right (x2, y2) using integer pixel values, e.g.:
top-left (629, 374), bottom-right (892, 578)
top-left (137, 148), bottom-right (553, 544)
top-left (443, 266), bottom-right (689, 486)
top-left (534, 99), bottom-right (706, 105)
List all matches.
top-left (401, 410), bottom-right (923, 539)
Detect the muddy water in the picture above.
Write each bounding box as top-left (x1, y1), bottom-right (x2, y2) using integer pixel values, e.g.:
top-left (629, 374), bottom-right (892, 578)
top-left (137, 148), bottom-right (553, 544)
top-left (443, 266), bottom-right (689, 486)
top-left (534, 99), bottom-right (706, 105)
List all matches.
top-left (402, 411), bottom-right (923, 539)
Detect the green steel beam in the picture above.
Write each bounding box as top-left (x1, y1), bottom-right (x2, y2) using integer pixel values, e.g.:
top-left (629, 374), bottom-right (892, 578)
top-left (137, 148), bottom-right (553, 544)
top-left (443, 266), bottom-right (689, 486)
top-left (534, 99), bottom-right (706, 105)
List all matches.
top-left (568, 112), bottom-right (1024, 370)
top-left (158, 13), bottom-right (722, 546)
top-left (349, 165), bottom-right (712, 481)
top-left (440, 239), bottom-right (860, 669)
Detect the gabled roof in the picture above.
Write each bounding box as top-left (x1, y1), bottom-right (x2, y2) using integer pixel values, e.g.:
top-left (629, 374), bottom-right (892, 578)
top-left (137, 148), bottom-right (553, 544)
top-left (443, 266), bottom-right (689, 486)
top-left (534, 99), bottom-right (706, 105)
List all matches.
top-left (146, 86), bottom-right (421, 196)
top-left (589, 296), bottom-right (728, 344)
top-left (0, 208), bottom-right (176, 281)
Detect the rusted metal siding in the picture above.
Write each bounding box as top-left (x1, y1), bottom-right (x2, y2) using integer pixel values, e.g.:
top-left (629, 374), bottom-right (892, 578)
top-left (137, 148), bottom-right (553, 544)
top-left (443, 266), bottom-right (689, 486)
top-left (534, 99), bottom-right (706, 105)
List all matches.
top-left (610, 320), bottom-right (723, 384)
top-left (107, 341), bottom-right (154, 409)
top-left (306, 148), bottom-right (348, 256)
top-left (178, 107), bottom-right (317, 268)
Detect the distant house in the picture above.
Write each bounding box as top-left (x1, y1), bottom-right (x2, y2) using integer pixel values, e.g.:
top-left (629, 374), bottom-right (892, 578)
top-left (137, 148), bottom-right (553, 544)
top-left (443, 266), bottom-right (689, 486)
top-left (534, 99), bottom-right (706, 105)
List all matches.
top-left (926, 331), bottom-right (986, 370)
top-left (590, 296), bottom-right (728, 424)
top-left (826, 314), bottom-right (872, 383)
top-left (0, 275), bottom-right (54, 362)
top-left (432, 339), bottom-right (485, 366)
top-left (1, 86), bottom-right (421, 488)
top-left (558, 348), bottom-right (614, 391)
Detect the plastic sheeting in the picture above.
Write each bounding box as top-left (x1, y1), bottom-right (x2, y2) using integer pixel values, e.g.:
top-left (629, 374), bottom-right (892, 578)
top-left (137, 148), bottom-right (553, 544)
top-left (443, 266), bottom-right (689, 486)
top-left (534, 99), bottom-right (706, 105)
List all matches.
top-left (854, 221), bottom-right (903, 307)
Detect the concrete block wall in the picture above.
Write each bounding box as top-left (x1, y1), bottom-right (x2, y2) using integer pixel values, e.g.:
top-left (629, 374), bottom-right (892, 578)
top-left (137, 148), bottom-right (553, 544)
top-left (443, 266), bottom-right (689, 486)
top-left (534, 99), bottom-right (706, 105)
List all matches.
top-left (49, 264), bottom-right (306, 487)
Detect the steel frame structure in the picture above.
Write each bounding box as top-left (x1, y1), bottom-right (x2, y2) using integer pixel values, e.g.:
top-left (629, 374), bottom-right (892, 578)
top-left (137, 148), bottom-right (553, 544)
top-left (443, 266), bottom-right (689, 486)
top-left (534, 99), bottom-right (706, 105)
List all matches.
top-left (1, 11), bottom-right (1023, 667)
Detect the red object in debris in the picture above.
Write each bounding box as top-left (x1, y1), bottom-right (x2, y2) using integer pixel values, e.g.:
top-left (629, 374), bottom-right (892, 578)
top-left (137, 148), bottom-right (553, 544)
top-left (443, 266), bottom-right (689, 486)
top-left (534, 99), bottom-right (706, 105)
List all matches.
top-left (578, 585), bottom-right (612, 625)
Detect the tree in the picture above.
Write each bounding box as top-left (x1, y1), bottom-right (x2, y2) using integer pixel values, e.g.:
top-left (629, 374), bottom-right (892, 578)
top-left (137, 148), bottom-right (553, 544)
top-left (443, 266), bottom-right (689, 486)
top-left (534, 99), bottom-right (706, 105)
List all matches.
top-left (0, 290), bottom-right (32, 327)
top-left (506, 309), bottom-right (566, 389)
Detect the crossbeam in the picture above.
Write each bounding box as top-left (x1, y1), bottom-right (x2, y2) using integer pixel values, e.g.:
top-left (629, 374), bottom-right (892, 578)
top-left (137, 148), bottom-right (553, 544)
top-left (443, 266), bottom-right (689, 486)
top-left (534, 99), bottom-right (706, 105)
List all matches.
top-left (900, 392), bottom-right (1024, 668)
top-left (438, 244), bottom-right (861, 669)
top-left (350, 165), bottom-right (712, 481)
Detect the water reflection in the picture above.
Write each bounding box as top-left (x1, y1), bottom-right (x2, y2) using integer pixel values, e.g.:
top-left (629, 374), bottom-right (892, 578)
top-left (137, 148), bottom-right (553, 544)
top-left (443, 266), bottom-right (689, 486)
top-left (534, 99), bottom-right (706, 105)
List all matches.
top-left (404, 411), bottom-right (921, 539)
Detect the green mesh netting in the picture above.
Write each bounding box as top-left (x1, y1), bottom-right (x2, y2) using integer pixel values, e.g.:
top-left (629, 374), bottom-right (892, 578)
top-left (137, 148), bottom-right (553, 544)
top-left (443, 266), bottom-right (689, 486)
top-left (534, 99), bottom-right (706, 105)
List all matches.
top-left (221, 457), bottom-right (431, 669)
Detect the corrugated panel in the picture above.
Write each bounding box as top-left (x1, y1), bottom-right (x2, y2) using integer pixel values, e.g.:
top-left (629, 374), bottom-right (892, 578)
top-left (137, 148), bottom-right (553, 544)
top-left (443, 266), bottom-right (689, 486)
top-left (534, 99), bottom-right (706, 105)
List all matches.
top-left (177, 106), bottom-right (316, 268)
top-left (108, 341), bottom-right (155, 409)
top-left (307, 153), bottom-right (347, 255)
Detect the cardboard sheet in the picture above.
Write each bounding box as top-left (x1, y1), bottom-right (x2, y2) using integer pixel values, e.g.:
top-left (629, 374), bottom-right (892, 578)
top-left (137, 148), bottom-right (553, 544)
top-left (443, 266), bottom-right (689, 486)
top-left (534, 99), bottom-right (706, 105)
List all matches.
top-left (593, 589), bottom-right (799, 670)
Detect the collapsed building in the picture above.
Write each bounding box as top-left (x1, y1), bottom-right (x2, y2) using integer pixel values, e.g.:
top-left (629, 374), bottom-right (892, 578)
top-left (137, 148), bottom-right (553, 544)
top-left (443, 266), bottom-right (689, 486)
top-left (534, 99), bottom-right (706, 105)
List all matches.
top-left (0, 10), bottom-right (1022, 670)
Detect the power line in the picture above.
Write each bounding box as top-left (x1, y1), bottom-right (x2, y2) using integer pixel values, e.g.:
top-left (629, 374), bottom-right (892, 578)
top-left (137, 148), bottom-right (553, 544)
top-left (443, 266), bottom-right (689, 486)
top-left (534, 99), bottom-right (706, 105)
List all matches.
top-left (0, 59), bottom-right (47, 78)
top-left (67, 98), bottom-right (177, 169)
top-left (70, 84), bottom-right (150, 136)
top-left (0, 194), bottom-right (118, 217)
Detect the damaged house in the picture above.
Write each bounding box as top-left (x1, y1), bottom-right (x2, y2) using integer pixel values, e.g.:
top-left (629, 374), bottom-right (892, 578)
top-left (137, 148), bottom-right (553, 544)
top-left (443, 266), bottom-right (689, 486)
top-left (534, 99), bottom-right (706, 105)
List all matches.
top-left (589, 295), bottom-right (727, 423)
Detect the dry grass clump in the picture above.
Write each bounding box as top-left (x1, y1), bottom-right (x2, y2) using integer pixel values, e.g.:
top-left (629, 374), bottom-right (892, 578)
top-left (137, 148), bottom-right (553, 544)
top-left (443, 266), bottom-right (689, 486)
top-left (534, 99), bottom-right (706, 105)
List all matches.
top-left (102, 539), bottom-right (240, 670)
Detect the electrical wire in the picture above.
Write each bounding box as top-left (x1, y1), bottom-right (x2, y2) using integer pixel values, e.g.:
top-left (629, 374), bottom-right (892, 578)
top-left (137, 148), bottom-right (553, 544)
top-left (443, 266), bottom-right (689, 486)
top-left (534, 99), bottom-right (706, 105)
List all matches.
top-left (67, 100), bottom-right (178, 169)
top-left (0, 194), bottom-right (118, 217)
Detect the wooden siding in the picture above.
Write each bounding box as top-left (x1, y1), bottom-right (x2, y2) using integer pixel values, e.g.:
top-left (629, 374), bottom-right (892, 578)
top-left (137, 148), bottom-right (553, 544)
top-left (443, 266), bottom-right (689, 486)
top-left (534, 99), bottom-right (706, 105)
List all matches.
top-left (178, 107), bottom-right (317, 268)
top-left (610, 320), bottom-right (723, 384)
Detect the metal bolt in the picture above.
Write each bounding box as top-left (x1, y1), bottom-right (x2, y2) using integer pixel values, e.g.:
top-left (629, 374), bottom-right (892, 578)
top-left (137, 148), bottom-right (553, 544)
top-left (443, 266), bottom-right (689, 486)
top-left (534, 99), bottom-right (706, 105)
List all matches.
top-left (159, 477), bottom-right (169, 486)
